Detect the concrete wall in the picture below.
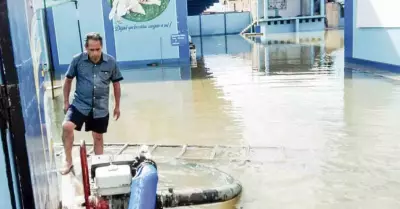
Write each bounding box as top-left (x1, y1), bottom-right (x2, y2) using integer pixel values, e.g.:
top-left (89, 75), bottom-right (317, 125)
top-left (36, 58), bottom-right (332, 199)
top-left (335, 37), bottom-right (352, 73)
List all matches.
top-left (188, 12), bottom-right (251, 37)
top-left (345, 0), bottom-right (400, 71)
top-left (191, 35), bottom-right (252, 57)
top-left (48, 0), bottom-right (190, 74)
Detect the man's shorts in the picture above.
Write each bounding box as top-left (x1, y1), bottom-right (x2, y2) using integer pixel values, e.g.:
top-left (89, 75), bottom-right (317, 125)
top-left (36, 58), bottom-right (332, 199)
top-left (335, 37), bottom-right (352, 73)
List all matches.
top-left (65, 105), bottom-right (109, 134)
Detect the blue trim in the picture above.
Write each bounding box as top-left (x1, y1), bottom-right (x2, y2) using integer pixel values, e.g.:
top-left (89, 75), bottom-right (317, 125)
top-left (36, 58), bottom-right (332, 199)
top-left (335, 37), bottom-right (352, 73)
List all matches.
top-left (179, 65), bottom-right (191, 80)
top-left (105, 58), bottom-right (189, 69)
top-left (102, 0), bottom-right (117, 58)
top-left (45, 8), bottom-right (61, 71)
top-left (191, 32), bottom-right (243, 37)
top-left (344, 0), bottom-right (353, 58)
top-left (345, 57), bottom-right (400, 73)
top-left (176, 0), bottom-right (189, 61)
top-left (57, 58), bottom-right (189, 71)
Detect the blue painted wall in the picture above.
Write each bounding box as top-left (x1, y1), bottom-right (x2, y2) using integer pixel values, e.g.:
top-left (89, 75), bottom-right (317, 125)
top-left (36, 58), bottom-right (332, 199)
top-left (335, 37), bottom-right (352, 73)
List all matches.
top-left (0, 54), bottom-right (14, 209)
top-left (188, 12), bottom-right (251, 37)
top-left (48, 0), bottom-right (190, 74)
top-left (120, 65), bottom-right (191, 82)
top-left (5, 0), bottom-right (61, 208)
top-left (0, 134), bottom-right (13, 209)
top-left (345, 0), bottom-right (400, 71)
top-left (113, 0), bottom-right (179, 62)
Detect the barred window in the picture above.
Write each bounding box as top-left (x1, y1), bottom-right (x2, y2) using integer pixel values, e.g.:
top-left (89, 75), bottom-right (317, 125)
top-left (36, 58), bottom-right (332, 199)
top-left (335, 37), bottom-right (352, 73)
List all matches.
top-left (268, 0), bottom-right (287, 10)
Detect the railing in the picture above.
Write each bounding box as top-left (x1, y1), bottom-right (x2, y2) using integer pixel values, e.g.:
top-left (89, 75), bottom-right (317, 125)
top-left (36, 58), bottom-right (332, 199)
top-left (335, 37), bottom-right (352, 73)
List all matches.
top-left (54, 142), bottom-right (316, 163)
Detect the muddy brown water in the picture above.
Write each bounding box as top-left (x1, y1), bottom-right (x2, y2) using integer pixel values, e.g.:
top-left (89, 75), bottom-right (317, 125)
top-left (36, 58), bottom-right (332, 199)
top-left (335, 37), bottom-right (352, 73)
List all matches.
top-left (47, 30), bottom-right (400, 208)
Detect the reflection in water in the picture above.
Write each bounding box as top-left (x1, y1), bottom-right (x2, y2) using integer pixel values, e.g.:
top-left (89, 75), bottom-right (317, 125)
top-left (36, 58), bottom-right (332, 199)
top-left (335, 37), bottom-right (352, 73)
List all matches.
top-left (47, 30), bottom-right (400, 208)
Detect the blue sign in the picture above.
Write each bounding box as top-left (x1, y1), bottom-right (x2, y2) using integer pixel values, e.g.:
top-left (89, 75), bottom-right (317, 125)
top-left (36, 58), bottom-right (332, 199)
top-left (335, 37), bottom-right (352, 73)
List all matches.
top-left (171, 34), bottom-right (188, 46)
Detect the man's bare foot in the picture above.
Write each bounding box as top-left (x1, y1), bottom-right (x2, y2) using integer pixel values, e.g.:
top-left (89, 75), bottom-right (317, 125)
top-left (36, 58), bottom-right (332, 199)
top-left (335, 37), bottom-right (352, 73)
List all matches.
top-left (60, 164), bottom-right (74, 175)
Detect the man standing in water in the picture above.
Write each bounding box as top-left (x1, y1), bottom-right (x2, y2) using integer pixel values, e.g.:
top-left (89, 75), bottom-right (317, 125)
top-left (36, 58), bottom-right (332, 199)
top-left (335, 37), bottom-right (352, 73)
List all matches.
top-left (60, 32), bottom-right (123, 175)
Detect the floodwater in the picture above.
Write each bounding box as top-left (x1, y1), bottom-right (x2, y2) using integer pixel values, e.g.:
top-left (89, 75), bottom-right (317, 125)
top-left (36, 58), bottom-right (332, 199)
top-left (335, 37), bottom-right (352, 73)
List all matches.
top-left (47, 30), bottom-right (400, 208)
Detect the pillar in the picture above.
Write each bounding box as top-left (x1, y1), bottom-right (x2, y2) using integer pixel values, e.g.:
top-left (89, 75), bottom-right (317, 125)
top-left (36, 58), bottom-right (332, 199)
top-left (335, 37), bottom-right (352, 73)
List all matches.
top-left (257, 0), bottom-right (263, 19)
top-left (320, 0), bottom-right (325, 16)
top-left (264, 0), bottom-right (269, 19)
top-left (310, 0), bottom-right (314, 16)
top-left (260, 0), bottom-right (268, 42)
top-left (260, 24), bottom-right (268, 43)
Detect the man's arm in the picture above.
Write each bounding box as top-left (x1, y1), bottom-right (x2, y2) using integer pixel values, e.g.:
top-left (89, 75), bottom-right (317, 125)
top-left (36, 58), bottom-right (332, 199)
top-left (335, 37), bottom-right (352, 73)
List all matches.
top-left (113, 82), bottom-right (121, 109)
top-left (63, 78), bottom-right (73, 105)
top-left (63, 57), bottom-right (78, 112)
top-left (111, 61), bottom-right (123, 120)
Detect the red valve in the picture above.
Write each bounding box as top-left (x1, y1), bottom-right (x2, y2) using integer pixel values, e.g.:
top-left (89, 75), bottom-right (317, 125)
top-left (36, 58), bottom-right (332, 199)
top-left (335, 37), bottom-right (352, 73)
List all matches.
top-left (96, 199), bottom-right (109, 209)
top-left (81, 140), bottom-right (109, 209)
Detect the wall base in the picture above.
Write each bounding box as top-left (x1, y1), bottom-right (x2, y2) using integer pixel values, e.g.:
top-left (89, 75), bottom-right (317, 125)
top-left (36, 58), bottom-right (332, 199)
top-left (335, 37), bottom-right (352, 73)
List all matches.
top-left (55, 58), bottom-right (190, 75)
top-left (345, 57), bottom-right (400, 74)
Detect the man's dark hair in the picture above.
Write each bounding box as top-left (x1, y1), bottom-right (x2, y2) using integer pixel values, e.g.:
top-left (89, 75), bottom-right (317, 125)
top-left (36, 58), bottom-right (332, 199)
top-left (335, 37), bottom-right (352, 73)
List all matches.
top-left (85, 32), bottom-right (103, 47)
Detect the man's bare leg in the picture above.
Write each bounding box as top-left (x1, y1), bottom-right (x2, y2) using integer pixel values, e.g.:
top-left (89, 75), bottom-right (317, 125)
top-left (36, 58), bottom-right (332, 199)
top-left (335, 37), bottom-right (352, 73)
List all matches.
top-left (61, 121), bottom-right (76, 175)
top-left (92, 132), bottom-right (104, 155)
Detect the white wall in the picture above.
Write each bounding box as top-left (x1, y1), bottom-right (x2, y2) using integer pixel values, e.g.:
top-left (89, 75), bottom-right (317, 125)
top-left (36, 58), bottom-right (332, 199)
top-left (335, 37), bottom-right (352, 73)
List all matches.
top-left (351, 0), bottom-right (400, 66)
top-left (269, 0), bottom-right (301, 17)
top-left (356, 0), bottom-right (400, 28)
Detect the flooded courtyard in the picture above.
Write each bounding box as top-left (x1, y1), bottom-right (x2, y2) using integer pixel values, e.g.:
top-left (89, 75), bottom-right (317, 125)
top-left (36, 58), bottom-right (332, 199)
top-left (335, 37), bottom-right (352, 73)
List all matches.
top-left (47, 30), bottom-right (400, 208)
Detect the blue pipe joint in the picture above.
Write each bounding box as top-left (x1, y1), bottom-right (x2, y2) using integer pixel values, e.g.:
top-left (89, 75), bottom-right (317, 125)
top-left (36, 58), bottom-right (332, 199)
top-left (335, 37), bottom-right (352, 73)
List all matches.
top-left (128, 163), bottom-right (158, 209)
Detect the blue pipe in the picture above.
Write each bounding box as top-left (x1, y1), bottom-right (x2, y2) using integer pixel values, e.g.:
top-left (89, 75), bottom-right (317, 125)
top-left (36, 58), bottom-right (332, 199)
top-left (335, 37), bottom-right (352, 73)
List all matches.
top-left (127, 163), bottom-right (158, 209)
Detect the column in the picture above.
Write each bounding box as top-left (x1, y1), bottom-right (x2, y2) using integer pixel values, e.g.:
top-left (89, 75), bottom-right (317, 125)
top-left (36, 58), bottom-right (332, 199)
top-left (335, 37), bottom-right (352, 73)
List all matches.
top-left (310, 0), bottom-right (314, 16)
top-left (264, 0), bottom-right (269, 19)
top-left (257, 0), bottom-right (263, 20)
top-left (260, 0), bottom-right (268, 41)
top-left (320, 0), bottom-right (325, 16)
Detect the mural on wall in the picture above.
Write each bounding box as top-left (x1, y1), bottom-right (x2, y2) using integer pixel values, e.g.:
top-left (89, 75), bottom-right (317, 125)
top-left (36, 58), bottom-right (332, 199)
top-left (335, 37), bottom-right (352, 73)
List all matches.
top-left (108, 0), bottom-right (169, 22)
top-left (105, 0), bottom-right (182, 62)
